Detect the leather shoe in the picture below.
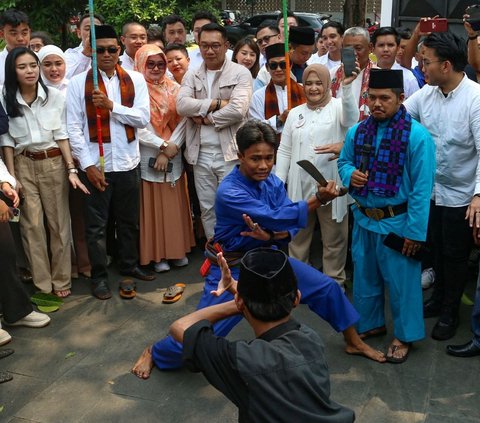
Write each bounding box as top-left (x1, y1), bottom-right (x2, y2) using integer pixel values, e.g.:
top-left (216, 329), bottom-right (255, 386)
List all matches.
top-left (446, 340), bottom-right (480, 357)
top-left (92, 279), bottom-right (112, 300)
top-left (121, 266), bottom-right (156, 281)
top-left (423, 298), bottom-right (442, 318)
top-left (431, 315), bottom-right (459, 341)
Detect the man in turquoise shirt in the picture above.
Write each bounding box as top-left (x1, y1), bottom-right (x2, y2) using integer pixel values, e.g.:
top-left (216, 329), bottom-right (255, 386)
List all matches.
top-left (338, 69), bottom-right (435, 363)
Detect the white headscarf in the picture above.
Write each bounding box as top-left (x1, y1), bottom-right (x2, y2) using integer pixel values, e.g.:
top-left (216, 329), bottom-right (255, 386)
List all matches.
top-left (37, 45), bottom-right (69, 93)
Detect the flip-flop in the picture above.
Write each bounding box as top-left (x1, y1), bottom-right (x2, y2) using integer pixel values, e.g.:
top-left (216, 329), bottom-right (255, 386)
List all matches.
top-left (359, 325), bottom-right (387, 340)
top-left (0, 371), bottom-right (13, 383)
top-left (162, 283), bottom-right (186, 304)
top-left (119, 279), bottom-right (137, 299)
top-left (386, 341), bottom-right (411, 364)
top-left (0, 348), bottom-right (14, 359)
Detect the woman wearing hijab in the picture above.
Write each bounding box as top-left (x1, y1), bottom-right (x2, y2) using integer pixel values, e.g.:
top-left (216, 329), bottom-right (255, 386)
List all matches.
top-left (135, 44), bottom-right (195, 273)
top-left (37, 45), bottom-right (68, 93)
top-left (275, 63), bottom-right (359, 290)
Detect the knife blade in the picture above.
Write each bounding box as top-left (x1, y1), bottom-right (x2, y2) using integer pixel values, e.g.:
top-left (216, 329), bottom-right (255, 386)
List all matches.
top-left (296, 160), bottom-right (348, 196)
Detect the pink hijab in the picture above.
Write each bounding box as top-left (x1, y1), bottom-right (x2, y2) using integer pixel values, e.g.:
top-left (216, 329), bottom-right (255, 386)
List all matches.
top-left (135, 44), bottom-right (181, 139)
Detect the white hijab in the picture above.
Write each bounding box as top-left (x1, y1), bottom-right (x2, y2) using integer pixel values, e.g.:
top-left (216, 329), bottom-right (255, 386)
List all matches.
top-left (37, 45), bottom-right (69, 93)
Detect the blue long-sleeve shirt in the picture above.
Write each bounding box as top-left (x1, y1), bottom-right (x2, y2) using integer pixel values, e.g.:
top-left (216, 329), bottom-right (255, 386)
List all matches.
top-left (338, 117), bottom-right (435, 242)
top-left (214, 166), bottom-right (308, 252)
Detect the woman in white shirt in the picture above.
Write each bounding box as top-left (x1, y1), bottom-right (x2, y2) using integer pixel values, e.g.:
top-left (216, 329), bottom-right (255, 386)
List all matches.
top-left (135, 44), bottom-right (195, 273)
top-left (0, 47), bottom-right (88, 297)
top-left (276, 63), bottom-right (359, 289)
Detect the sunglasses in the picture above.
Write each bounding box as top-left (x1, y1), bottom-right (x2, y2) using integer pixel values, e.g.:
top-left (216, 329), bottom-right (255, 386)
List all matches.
top-left (268, 61), bottom-right (287, 70)
top-left (146, 61), bottom-right (166, 70)
top-left (256, 34), bottom-right (277, 45)
top-left (96, 46), bottom-right (118, 54)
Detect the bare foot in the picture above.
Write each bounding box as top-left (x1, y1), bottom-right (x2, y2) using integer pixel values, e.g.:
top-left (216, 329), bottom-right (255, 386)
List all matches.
top-left (54, 289), bottom-right (71, 298)
top-left (345, 340), bottom-right (386, 363)
top-left (343, 326), bottom-right (386, 363)
top-left (131, 346), bottom-right (154, 379)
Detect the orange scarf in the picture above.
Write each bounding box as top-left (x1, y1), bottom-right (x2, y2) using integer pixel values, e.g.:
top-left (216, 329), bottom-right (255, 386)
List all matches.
top-left (85, 64), bottom-right (136, 143)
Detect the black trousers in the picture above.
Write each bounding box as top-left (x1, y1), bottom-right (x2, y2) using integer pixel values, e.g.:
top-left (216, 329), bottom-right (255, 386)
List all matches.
top-left (0, 222), bottom-right (33, 323)
top-left (429, 202), bottom-right (473, 316)
top-left (80, 167), bottom-right (140, 281)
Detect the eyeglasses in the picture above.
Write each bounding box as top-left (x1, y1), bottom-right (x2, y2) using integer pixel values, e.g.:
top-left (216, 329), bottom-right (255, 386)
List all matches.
top-left (256, 34), bottom-right (277, 45)
top-left (96, 46), bottom-right (118, 54)
top-left (146, 61), bottom-right (166, 69)
top-left (268, 61), bottom-right (287, 70)
top-left (199, 43), bottom-right (223, 52)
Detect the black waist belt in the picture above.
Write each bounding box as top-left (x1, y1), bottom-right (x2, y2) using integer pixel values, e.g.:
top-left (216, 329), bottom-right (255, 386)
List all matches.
top-left (355, 202), bottom-right (408, 221)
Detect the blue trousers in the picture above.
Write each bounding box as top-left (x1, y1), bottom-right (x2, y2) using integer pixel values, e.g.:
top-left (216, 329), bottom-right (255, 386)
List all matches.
top-left (352, 224), bottom-right (424, 342)
top-left (152, 257), bottom-right (360, 369)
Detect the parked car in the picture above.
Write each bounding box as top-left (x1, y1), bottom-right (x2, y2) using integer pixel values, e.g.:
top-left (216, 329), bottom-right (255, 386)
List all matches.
top-left (226, 12), bottom-right (325, 47)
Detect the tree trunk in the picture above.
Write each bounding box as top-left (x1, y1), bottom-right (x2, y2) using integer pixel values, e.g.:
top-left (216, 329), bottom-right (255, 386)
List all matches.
top-left (343, 0), bottom-right (367, 29)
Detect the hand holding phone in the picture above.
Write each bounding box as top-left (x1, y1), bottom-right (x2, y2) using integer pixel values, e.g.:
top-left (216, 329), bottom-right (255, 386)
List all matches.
top-left (466, 5), bottom-right (480, 31)
top-left (419, 18), bottom-right (448, 33)
top-left (341, 47), bottom-right (356, 77)
top-left (148, 157), bottom-right (173, 173)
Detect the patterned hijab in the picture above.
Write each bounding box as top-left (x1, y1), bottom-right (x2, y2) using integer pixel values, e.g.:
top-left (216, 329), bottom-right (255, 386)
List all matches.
top-left (302, 64), bottom-right (332, 108)
top-left (135, 44), bottom-right (181, 139)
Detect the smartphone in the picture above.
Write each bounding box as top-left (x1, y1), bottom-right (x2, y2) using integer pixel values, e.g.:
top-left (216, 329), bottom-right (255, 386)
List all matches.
top-left (419, 18), bottom-right (448, 33)
top-left (466, 5), bottom-right (480, 31)
top-left (9, 207), bottom-right (20, 223)
top-left (383, 232), bottom-right (426, 261)
top-left (148, 157), bottom-right (173, 173)
top-left (341, 47), bottom-right (356, 77)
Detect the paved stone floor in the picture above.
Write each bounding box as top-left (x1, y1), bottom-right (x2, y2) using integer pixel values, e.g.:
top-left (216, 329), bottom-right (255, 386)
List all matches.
top-left (1, 244), bottom-right (480, 422)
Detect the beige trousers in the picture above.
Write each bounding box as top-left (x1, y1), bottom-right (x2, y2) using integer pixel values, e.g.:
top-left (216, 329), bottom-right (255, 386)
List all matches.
top-left (15, 154), bottom-right (71, 293)
top-left (289, 203), bottom-right (349, 287)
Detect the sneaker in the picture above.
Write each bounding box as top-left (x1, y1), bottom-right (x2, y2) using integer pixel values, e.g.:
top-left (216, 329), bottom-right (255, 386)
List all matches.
top-left (421, 268), bottom-right (435, 289)
top-left (4, 311), bottom-right (51, 328)
top-left (171, 257), bottom-right (189, 267)
top-left (0, 329), bottom-right (12, 346)
top-left (154, 260), bottom-right (170, 273)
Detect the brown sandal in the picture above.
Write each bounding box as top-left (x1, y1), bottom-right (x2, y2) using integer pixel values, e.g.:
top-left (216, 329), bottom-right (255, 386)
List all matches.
top-left (386, 341), bottom-right (411, 364)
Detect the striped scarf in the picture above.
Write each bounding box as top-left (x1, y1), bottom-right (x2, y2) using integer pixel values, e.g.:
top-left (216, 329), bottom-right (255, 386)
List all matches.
top-left (85, 64), bottom-right (136, 143)
top-left (353, 104), bottom-right (411, 198)
top-left (264, 78), bottom-right (306, 120)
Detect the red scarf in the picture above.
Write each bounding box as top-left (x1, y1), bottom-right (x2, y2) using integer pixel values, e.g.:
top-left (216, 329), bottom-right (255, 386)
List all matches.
top-left (331, 60), bottom-right (373, 121)
top-left (85, 64), bottom-right (136, 143)
top-left (264, 78), bottom-right (306, 120)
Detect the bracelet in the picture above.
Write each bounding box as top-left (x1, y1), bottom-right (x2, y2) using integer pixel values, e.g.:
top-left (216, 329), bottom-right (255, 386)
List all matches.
top-left (215, 98), bottom-right (221, 111)
top-left (68, 168), bottom-right (78, 174)
top-left (315, 191), bottom-right (327, 205)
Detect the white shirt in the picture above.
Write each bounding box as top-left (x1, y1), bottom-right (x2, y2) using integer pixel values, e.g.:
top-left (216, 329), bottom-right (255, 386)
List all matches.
top-left (65, 43), bottom-right (92, 80)
top-left (405, 75), bottom-right (480, 207)
top-left (0, 85), bottom-right (68, 154)
top-left (0, 157), bottom-right (16, 188)
top-left (249, 84), bottom-right (288, 133)
top-left (66, 68), bottom-right (150, 172)
top-left (119, 51), bottom-right (135, 70)
top-left (275, 84), bottom-right (359, 222)
top-left (188, 46), bottom-right (233, 71)
top-left (390, 62), bottom-right (419, 98)
top-left (308, 53), bottom-right (340, 70)
top-left (0, 49), bottom-right (8, 86)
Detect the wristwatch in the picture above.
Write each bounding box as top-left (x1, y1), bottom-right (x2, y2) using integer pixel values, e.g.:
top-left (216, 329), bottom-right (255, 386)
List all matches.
top-left (159, 141), bottom-right (169, 151)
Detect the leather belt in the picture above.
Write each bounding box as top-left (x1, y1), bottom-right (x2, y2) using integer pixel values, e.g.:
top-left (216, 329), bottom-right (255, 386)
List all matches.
top-left (22, 147), bottom-right (62, 161)
top-left (355, 202), bottom-right (408, 221)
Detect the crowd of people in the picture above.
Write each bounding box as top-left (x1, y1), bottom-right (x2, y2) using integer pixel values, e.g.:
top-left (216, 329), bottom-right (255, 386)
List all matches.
top-left (1, 6), bottom-right (480, 420)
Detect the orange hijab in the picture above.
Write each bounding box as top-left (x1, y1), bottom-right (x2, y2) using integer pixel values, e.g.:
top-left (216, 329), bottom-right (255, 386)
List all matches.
top-left (135, 44), bottom-right (181, 139)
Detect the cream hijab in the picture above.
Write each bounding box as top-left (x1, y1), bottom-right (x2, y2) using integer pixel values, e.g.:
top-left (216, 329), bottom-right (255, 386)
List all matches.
top-left (302, 64), bottom-right (332, 108)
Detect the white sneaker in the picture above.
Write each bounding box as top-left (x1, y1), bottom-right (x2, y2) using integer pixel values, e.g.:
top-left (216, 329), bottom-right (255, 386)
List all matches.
top-left (4, 311), bottom-right (51, 328)
top-left (421, 268), bottom-right (435, 290)
top-left (154, 260), bottom-right (170, 273)
top-left (172, 257), bottom-right (188, 267)
top-left (0, 329), bottom-right (12, 346)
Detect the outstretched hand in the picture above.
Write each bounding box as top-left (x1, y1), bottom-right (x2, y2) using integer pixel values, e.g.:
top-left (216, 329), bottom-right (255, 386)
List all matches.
top-left (210, 252), bottom-right (238, 297)
top-left (240, 213), bottom-right (271, 241)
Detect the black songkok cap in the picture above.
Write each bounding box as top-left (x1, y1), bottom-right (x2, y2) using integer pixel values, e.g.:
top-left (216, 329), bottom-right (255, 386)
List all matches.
top-left (368, 69), bottom-right (404, 89)
top-left (265, 43), bottom-right (285, 61)
top-left (94, 24), bottom-right (117, 40)
top-left (237, 248), bottom-right (297, 303)
top-left (289, 26), bottom-right (315, 45)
